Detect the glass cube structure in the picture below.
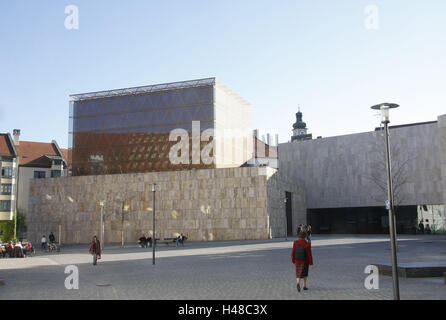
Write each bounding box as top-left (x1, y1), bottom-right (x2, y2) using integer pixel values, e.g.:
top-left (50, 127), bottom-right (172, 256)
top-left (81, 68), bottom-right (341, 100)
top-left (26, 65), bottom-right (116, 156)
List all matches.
top-left (69, 78), bottom-right (252, 176)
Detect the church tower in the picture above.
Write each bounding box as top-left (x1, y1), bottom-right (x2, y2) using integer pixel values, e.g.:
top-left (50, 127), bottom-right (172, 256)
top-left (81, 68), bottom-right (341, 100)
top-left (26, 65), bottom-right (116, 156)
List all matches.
top-left (291, 107), bottom-right (312, 142)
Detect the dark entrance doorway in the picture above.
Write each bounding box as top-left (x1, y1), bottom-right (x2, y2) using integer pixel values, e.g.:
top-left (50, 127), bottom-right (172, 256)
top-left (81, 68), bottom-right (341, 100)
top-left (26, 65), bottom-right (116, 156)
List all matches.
top-left (285, 192), bottom-right (293, 236)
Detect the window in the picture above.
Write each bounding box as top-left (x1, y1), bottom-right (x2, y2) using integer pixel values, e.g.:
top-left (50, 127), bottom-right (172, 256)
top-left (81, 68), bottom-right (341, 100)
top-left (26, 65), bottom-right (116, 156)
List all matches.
top-left (34, 171), bottom-right (46, 179)
top-left (1, 167), bottom-right (13, 178)
top-left (0, 200), bottom-right (11, 211)
top-left (51, 170), bottom-right (61, 178)
top-left (1, 184), bottom-right (12, 195)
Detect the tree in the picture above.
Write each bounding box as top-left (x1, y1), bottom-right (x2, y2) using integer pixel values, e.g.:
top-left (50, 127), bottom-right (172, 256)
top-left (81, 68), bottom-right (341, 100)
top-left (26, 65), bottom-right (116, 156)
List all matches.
top-left (53, 178), bottom-right (67, 244)
top-left (47, 175), bottom-right (75, 245)
top-left (97, 189), bottom-right (114, 249)
top-left (0, 216), bottom-right (15, 242)
top-left (16, 210), bottom-right (27, 240)
top-left (0, 210), bottom-right (26, 242)
top-left (367, 130), bottom-right (413, 233)
top-left (117, 182), bottom-right (133, 247)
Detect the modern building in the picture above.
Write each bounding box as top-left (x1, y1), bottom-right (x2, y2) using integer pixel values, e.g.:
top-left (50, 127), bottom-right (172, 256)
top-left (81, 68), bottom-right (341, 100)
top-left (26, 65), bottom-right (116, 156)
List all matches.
top-left (69, 78), bottom-right (253, 176)
top-left (280, 113), bottom-right (446, 234)
top-left (0, 133), bottom-right (18, 221)
top-left (12, 130), bottom-right (69, 219)
top-left (25, 78), bottom-right (307, 244)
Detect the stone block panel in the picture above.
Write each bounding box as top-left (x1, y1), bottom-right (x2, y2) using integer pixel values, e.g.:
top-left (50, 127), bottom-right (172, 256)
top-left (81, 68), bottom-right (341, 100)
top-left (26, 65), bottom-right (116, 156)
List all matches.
top-left (27, 167), bottom-right (305, 244)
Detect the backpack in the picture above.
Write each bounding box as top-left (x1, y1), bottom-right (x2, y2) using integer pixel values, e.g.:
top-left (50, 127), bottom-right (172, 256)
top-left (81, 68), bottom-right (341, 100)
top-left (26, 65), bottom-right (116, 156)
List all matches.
top-left (293, 240), bottom-right (307, 261)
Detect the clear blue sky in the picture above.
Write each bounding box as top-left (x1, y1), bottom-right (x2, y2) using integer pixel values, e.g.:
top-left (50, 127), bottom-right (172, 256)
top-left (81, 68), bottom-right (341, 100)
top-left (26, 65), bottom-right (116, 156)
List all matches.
top-left (1, 1), bottom-right (445, 148)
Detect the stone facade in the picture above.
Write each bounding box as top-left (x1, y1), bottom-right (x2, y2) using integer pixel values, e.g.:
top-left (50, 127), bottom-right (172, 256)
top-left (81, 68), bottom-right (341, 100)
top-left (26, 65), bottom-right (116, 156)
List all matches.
top-left (438, 115), bottom-right (446, 218)
top-left (279, 116), bottom-right (446, 210)
top-left (27, 167), bottom-right (305, 244)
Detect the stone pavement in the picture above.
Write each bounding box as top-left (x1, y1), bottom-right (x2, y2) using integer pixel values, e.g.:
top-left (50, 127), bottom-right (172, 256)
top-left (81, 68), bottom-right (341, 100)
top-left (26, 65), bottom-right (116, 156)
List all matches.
top-left (0, 235), bottom-right (445, 300)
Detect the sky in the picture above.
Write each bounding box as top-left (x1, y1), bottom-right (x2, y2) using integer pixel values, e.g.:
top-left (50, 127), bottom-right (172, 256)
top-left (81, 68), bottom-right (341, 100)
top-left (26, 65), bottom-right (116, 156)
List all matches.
top-left (1, 1), bottom-right (445, 148)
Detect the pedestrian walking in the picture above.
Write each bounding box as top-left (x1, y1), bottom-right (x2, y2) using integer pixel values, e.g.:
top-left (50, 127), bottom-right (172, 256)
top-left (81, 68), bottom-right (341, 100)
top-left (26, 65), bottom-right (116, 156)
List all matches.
top-left (89, 236), bottom-right (101, 265)
top-left (291, 230), bottom-right (313, 292)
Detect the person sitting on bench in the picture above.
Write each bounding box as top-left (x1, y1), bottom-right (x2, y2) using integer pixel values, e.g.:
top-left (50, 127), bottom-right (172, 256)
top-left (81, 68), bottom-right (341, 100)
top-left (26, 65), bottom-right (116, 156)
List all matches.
top-left (0, 244), bottom-right (6, 258)
top-left (139, 235), bottom-right (147, 248)
top-left (49, 232), bottom-right (56, 244)
top-left (176, 233), bottom-right (187, 247)
top-left (6, 241), bottom-right (14, 257)
top-left (14, 242), bottom-right (24, 258)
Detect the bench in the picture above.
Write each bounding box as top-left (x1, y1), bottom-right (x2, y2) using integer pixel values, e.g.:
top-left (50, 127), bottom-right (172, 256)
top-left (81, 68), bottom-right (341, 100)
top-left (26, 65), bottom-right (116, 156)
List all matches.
top-left (164, 238), bottom-right (177, 245)
top-left (138, 237), bottom-right (179, 247)
top-left (154, 237), bottom-right (187, 246)
top-left (154, 238), bottom-right (176, 246)
top-left (173, 236), bottom-right (187, 246)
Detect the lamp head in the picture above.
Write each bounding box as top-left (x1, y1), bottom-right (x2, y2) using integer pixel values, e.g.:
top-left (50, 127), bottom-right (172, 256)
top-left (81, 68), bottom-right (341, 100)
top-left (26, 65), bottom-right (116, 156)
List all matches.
top-left (371, 103), bottom-right (399, 123)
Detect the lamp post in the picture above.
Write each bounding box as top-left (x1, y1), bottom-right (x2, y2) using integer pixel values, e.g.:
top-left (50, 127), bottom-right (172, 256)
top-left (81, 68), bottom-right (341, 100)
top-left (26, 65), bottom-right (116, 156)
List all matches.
top-left (121, 202), bottom-right (130, 247)
top-left (371, 102), bottom-right (400, 300)
top-left (152, 183), bottom-right (156, 265)
top-left (284, 198), bottom-right (288, 240)
top-left (63, 195), bottom-right (74, 246)
top-left (99, 200), bottom-right (105, 250)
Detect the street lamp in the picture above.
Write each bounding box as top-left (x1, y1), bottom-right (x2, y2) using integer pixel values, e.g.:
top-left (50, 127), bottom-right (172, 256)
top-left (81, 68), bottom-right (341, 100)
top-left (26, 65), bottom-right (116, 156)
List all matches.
top-left (99, 200), bottom-right (105, 250)
top-left (152, 183), bottom-right (156, 265)
top-left (371, 102), bottom-right (400, 300)
top-left (62, 195), bottom-right (74, 246)
top-left (121, 203), bottom-right (130, 247)
top-left (284, 198), bottom-right (288, 241)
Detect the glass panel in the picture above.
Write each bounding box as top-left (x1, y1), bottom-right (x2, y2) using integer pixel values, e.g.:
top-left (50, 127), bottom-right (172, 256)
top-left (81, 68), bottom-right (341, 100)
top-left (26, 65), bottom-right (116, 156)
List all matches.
top-left (71, 86), bottom-right (216, 175)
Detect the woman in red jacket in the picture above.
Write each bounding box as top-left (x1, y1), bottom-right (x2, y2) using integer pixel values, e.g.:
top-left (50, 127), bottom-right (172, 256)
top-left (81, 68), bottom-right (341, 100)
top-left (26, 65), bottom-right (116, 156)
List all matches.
top-left (89, 236), bottom-right (101, 266)
top-left (292, 230), bottom-right (313, 292)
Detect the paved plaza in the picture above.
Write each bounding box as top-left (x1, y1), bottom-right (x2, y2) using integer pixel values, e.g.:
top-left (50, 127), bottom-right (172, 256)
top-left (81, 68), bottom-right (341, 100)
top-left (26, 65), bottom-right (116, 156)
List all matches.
top-left (0, 235), bottom-right (445, 300)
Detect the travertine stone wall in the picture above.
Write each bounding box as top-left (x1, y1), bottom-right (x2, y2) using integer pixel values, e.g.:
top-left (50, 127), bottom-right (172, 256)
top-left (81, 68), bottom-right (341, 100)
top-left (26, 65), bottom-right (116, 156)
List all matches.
top-left (438, 115), bottom-right (446, 214)
top-left (264, 167), bottom-right (306, 237)
top-left (279, 118), bottom-right (446, 209)
top-left (27, 167), bottom-right (305, 244)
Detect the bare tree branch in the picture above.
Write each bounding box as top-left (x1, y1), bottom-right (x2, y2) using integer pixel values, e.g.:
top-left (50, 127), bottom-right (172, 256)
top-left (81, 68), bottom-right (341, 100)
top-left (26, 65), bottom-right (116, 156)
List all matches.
top-left (365, 135), bottom-right (413, 212)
